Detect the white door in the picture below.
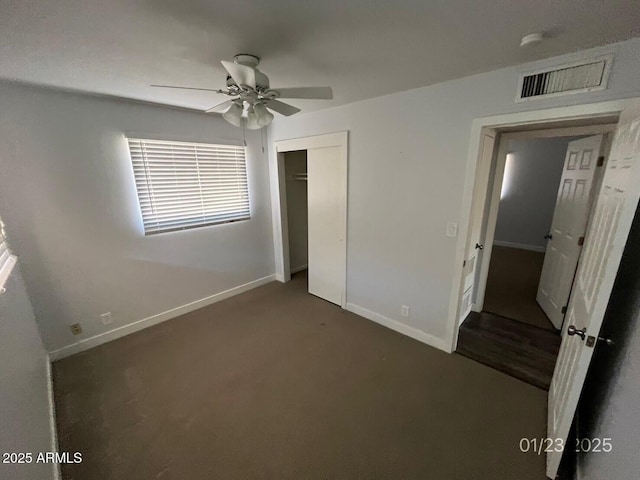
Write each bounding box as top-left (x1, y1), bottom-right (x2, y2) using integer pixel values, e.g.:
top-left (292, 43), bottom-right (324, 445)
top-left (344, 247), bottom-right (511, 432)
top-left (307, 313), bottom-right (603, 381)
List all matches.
top-left (537, 135), bottom-right (604, 329)
top-left (459, 131), bottom-right (495, 323)
top-left (307, 146), bottom-right (347, 306)
top-left (547, 105), bottom-right (640, 479)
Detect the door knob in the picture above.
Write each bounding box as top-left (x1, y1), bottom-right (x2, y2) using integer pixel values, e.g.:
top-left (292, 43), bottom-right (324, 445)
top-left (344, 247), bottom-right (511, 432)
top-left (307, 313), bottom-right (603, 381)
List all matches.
top-left (475, 243), bottom-right (484, 250)
top-left (544, 233), bottom-right (553, 240)
top-left (567, 325), bottom-right (587, 340)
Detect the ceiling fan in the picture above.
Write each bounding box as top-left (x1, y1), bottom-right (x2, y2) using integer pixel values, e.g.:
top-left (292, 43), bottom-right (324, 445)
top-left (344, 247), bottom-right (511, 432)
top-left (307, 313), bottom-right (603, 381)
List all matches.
top-left (151, 54), bottom-right (333, 129)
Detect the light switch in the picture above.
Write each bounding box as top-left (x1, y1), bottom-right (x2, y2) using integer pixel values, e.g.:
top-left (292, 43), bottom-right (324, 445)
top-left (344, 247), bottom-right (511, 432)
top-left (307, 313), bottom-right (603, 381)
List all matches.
top-left (446, 222), bottom-right (458, 237)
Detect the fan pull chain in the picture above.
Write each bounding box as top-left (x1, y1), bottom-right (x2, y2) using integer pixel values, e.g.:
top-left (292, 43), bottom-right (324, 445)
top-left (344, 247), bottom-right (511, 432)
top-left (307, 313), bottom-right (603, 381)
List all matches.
top-left (242, 121), bottom-right (247, 147)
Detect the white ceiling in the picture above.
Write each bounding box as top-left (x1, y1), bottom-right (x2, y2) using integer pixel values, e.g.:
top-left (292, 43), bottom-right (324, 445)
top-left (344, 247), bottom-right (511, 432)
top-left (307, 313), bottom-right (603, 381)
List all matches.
top-left (1, 0), bottom-right (639, 113)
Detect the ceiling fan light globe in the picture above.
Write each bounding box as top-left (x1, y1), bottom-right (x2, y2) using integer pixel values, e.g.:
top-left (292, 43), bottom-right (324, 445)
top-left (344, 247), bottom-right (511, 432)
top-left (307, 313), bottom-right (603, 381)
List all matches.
top-left (222, 102), bottom-right (243, 127)
top-left (246, 111), bottom-right (262, 130)
top-left (253, 103), bottom-right (274, 127)
top-left (259, 111), bottom-right (274, 127)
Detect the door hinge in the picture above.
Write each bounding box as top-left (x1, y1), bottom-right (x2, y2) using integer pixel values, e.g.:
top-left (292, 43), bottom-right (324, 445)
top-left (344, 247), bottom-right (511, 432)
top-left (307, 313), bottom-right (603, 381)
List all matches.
top-left (561, 306), bottom-right (567, 314)
top-left (597, 156), bottom-right (605, 167)
top-left (463, 260), bottom-right (466, 267)
top-left (578, 236), bottom-right (585, 246)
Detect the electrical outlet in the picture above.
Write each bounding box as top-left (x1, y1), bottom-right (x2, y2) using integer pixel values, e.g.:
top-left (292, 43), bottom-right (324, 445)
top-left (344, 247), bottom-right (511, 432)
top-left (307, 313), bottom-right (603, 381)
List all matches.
top-left (100, 312), bottom-right (113, 325)
top-left (401, 305), bottom-right (410, 317)
top-left (70, 323), bottom-right (83, 335)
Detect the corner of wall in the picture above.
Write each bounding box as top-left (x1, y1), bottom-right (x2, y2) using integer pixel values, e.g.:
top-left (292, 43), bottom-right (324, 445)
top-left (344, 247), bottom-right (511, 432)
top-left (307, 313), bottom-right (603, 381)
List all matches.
top-left (346, 303), bottom-right (450, 353)
top-left (48, 274), bottom-right (277, 360)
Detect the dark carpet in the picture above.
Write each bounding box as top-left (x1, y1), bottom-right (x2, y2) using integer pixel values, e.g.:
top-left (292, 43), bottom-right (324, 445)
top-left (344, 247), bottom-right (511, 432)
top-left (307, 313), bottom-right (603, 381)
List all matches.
top-left (484, 246), bottom-right (556, 331)
top-left (53, 272), bottom-right (548, 479)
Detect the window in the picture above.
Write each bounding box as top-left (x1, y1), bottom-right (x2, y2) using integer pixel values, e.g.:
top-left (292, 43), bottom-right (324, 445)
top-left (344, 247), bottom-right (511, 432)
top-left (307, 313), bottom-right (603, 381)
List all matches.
top-left (0, 216), bottom-right (17, 289)
top-left (127, 138), bottom-right (250, 235)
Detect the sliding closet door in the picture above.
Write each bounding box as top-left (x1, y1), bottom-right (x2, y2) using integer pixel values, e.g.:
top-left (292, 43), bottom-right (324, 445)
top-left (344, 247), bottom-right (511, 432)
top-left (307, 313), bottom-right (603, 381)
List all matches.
top-left (307, 146), bottom-right (347, 306)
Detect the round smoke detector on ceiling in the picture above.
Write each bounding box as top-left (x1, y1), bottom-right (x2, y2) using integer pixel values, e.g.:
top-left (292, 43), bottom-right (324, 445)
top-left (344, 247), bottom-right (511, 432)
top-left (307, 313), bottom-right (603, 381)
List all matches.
top-left (520, 33), bottom-right (544, 47)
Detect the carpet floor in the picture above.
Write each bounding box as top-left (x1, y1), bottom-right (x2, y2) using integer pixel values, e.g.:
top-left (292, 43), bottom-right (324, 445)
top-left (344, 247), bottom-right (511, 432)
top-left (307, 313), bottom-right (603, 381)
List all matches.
top-left (484, 246), bottom-right (556, 331)
top-left (53, 272), bottom-right (548, 480)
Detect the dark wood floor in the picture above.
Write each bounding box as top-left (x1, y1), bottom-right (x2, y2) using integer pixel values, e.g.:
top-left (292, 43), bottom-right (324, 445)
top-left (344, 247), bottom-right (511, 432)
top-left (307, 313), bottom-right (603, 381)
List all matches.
top-left (456, 311), bottom-right (561, 390)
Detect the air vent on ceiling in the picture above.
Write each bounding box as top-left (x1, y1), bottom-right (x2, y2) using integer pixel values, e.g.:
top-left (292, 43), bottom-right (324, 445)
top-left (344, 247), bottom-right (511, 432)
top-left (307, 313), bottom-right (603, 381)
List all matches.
top-left (516, 54), bottom-right (613, 102)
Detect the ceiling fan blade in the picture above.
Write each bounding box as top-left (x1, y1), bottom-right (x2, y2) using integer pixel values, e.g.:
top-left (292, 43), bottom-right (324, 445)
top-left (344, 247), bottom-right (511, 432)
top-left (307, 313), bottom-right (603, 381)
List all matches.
top-left (272, 87), bottom-right (333, 100)
top-left (150, 84), bottom-right (224, 93)
top-left (205, 100), bottom-right (234, 114)
top-left (267, 100), bottom-right (301, 117)
top-left (221, 61), bottom-right (256, 89)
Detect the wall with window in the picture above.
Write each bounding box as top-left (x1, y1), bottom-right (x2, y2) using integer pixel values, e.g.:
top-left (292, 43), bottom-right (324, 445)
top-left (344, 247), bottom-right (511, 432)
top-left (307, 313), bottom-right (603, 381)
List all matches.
top-left (0, 83), bottom-right (275, 355)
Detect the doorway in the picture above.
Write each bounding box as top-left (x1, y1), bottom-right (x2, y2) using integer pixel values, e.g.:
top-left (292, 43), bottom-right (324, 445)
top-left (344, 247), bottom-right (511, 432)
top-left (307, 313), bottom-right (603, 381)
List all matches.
top-left (456, 125), bottom-right (615, 385)
top-left (449, 99), bottom-right (640, 479)
top-left (283, 150), bottom-right (309, 277)
top-left (484, 134), bottom-right (610, 332)
top-left (273, 132), bottom-right (348, 307)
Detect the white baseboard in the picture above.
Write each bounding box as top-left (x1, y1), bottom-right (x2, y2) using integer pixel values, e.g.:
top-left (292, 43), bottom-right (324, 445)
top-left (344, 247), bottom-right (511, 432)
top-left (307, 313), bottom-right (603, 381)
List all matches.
top-left (48, 274), bottom-right (276, 360)
top-left (346, 303), bottom-right (449, 353)
top-left (493, 240), bottom-right (546, 253)
top-left (46, 356), bottom-right (61, 480)
top-left (290, 264), bottom-right (308, 274)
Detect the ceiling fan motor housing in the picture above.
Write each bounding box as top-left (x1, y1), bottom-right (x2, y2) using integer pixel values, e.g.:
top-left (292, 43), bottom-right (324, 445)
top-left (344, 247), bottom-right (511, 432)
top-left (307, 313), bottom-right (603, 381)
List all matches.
top-left (225, 54), bottom-right (270, 90)
top-left (225, 73), bottom-right (270, 90)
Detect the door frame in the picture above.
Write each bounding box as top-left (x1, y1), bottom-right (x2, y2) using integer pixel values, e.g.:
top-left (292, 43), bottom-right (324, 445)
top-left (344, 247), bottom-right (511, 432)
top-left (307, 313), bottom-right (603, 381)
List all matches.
top-left (270, 131), bottom-right (349, 307)
top-left (446, 99), bottom-right (639, 353)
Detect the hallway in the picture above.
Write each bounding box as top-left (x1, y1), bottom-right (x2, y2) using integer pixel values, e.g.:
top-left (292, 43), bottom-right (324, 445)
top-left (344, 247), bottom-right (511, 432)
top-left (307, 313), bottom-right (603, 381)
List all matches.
top-left (484, 246), bottom-right (556, 331)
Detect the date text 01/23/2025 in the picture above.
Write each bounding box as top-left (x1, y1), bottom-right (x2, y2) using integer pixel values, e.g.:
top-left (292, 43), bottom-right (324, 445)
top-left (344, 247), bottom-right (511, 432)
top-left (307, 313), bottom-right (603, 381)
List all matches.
top-left (520, 438), bottom-right (613, 456)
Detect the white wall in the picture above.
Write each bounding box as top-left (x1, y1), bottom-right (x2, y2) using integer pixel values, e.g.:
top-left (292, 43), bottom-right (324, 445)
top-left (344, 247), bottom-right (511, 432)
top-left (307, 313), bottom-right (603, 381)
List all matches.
top-left (494, 136), bottom-right (584, 251)
top-left (284, 151), bottom-right (308, 271)
top-left (269, 39), bottom-right (640, 347)
top-left (0, 262), bottom-right (56, 480)
top-left (0, 84), bottom-right (275, 355)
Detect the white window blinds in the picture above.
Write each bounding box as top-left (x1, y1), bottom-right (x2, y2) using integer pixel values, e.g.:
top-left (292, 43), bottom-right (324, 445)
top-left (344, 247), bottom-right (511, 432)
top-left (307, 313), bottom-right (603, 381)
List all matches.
top-left (0, 217), bottom-right (17, 289)
top-left (127, 138), bottom-right (251, 235)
